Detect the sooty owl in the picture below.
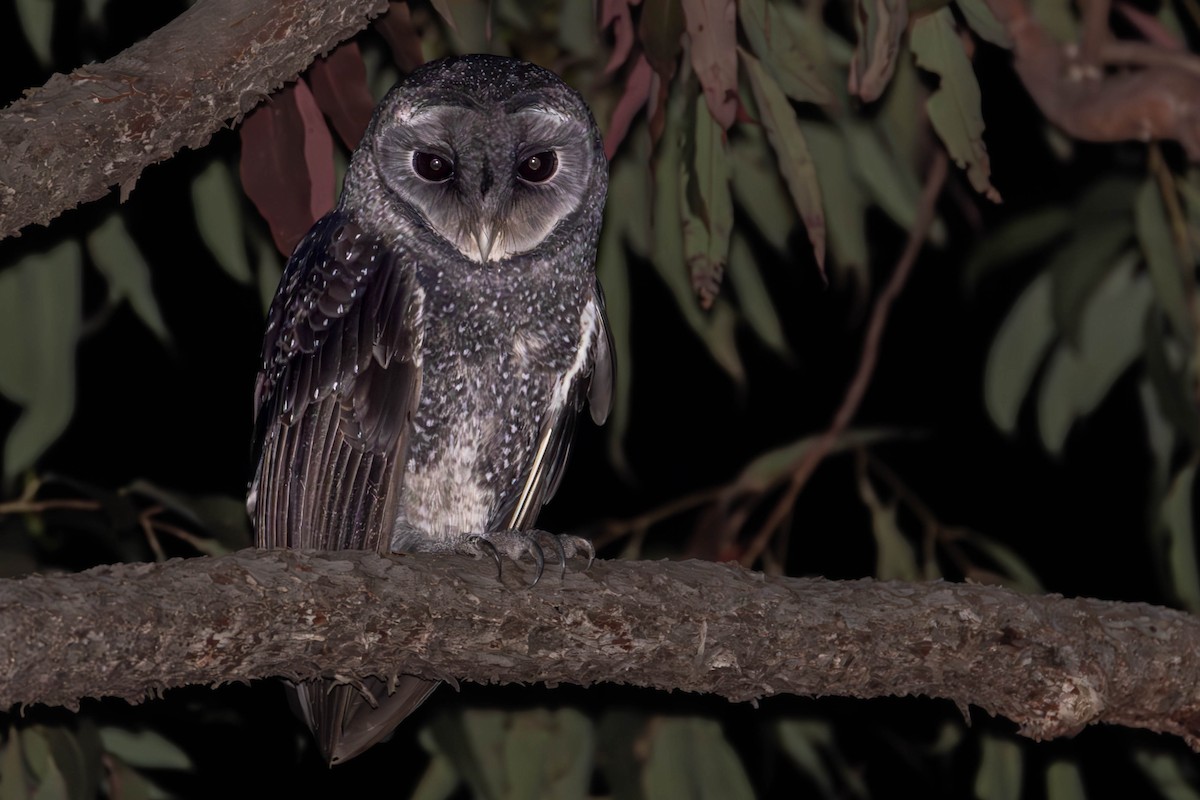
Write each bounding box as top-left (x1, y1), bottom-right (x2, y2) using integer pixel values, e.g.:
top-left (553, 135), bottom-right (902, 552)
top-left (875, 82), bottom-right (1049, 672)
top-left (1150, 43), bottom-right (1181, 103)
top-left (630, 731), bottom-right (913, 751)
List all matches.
top-left (247, 54), bottom-right (613, 765)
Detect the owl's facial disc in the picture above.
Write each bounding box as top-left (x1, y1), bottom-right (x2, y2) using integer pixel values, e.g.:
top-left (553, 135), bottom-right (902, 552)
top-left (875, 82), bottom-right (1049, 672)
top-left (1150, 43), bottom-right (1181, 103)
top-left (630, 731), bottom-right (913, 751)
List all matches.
top-left (374, 103), bottom-right (595, 264)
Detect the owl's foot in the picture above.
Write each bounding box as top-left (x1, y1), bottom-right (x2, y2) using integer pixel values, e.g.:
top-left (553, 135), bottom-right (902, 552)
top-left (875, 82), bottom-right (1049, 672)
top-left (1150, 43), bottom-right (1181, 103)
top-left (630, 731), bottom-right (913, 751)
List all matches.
top-left (466, 529), bottom-right (595, 586)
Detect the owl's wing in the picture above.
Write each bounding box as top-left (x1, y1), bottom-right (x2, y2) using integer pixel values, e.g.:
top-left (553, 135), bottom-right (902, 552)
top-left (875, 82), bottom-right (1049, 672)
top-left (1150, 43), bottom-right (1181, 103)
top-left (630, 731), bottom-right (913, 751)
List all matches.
top-left (248, 211), bottom-right (438, 765)
top-left (500, 281), bottom-right (615, 530)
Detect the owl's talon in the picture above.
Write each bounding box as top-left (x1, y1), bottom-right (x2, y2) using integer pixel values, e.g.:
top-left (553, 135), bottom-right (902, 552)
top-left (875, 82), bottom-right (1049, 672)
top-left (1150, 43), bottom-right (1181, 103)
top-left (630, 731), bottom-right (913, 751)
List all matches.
top-left (469, 534), bottom-right (503, 579)
top-left (527, 539), bottom-right (546, 587)
top-left (545, 534), bottom-right (568, 579)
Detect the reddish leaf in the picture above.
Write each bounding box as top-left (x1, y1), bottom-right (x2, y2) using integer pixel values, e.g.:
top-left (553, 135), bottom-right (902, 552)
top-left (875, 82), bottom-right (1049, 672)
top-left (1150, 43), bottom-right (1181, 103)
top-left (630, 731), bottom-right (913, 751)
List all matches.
top-left (240, 79), bottom-right (336, 256)
top-left (1116, 2), bottom-right (1185, 50)
top-left (308, 42), bottom-right (376, 150)
top-left (602, 0), bottom-right (636, 74)
top-left (375, 1), bottom-right (427, 72)
top-left (681, 0), bottom-right (738, 129)
top-left (605, 55), bottom-right (654, 159)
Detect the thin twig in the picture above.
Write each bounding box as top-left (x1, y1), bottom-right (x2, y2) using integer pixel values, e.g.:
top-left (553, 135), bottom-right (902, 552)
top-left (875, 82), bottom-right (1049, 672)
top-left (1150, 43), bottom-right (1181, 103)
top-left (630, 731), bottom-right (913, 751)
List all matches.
top-left (738, 151), bottom-right (950, 568)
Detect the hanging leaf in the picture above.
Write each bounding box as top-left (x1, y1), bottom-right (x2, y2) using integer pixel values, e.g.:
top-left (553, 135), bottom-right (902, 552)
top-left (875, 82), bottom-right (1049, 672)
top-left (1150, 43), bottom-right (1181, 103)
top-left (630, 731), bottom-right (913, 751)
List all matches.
top-left (16, 0), bottom-right (53, 67)
top-left (775, 721), bottom-right (837, 799)
top-left (602, 0), bottom-right (637, 74)
top-left (643, 718), bottom-right (756, 800)
top-left (1159, 461), bottom-right (1200, 612)
top-left (1133, 749), bottom-right (1200, 800)
top-left (975, 735), bottom-right (1023, 800)
top-left (1037, 256), bottom-right (1152, 454)
top-left (0, 240), bottom-right (82, 484)
top-left (728, 232), bottom-right (790, 358)
top-left (308, 42), bottom-right (376, 150)
top-left (960, 529), bottom-right (1044, 592)
top-left (85, 212), bottom-right (171, 344)
top-left (738, 0), bottom-right (831, 105)
top-left (98, 728), bottom-right (192, 772)
top-left (1048, 225), bottom-right (1133, 347)
top-left (730, 130), bottom-right (795, 252)
top-left (1144, 313), bottom-right (1200, 446)
top-left (1136, 177), bottom-right (1194, 344)
top-left (191, 160), bottom-right (253, 284)
top-left (374, 1), bottom-right (427, 72)
top-left (799, 121), bottom-right (869, 290)
top-left (240, 80), bottom-right (335, 257)
top-left (984, 272), bottom-right (1054, 434)
top-left (606, 55), bottom-right (654, 159)
top-left (682, 98), bottom-right (734, 308)
top-left (911, 9), bottom-right (1002, 202)
top-left (681, 0), bottom-right (739, 129)
top-left (956, 0), bottom-right (1013, 47)
top-left (841, 120), bottom-right (925, 236)
top-left (429, 0), bottom-right (459, 31)
top-left (639, 0), bottom-right (685, 79)
top-left (742, 50), bottom-right (827, 274)
top-left (848, 0), bottom-right (908, 102)
top-left (963, 207), bottom-right (1071, 291)
top-left (1045, 760), bottom-right (1087, 800)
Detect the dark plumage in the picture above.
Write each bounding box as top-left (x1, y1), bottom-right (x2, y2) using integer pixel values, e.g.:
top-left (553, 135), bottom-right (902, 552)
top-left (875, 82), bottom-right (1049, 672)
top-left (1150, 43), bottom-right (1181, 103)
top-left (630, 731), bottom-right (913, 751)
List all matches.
top-left (248, 55), bottom-right (612, 764)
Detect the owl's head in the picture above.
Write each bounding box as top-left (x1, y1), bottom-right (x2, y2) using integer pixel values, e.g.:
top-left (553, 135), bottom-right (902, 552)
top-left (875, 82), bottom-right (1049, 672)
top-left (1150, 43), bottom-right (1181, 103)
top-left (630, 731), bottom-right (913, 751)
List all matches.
top-left (346, 55), bottom-right (607, 265)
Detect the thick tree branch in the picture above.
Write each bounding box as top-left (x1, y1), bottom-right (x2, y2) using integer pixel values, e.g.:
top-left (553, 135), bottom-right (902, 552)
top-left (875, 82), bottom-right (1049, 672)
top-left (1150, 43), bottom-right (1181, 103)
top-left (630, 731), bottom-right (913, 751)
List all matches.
top-left (0, 0), bottom-right (389, 240)
top-left (4, 549), bottom-right (1200, 750)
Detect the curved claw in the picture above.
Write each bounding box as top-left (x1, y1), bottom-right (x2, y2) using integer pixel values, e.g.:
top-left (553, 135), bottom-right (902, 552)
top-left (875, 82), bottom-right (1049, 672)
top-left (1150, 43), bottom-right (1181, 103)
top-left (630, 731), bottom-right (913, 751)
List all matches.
top-left (546, 534), bottom-right (568, 579)
top-left (526, 538), bottom-right (546, 588)
top-left (469, 534), bottom-right (503, 579)
top-left (578, 538), bottom-right (596, 571)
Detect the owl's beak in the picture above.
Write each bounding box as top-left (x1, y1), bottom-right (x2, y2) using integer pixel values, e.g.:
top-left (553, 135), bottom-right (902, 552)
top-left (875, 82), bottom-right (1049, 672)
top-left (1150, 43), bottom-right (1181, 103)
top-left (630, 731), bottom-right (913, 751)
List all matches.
top-left (473, 225), bottom-right (496, 262)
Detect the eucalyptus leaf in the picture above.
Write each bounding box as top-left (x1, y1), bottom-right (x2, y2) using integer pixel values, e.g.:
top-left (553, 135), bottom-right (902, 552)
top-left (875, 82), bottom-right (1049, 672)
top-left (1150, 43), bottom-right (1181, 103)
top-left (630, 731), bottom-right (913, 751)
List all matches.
top-left (742, 49), bottom-right (826, 271)
top-left (848, 0), bottom-right (908, 102)
top-left (956, 0), bottom-right (1014, 47)
top-left (596, 216), bottom-right (633, 475)
top-left (642, 718), bottom-right (755, 800)
top-left (410, 752), bottom-right (461, 800)
top-left (911, 9), bottom-right (1001, 202)
top-left (735, 428), bottom-right (909, 493)
top-left (191, 160), bottom-right (253, 284)
top-left (738, 0), bottom-right (831, 105)
top-left (1048, 229), bottom-right (1133, 347)
top-left (682, 97), bottom-right (734, 308)
top-left (558, 0), bottom-right (598, 58)
top-left (1036, 256), bottom-right (1151, 454)
top-left (775, 720), bottom-right (836, 799)
top-left (960, 530), bottom-right (1044, 592)
top-left (639, 0), bottom-right (685, 78)
top-left (98, 728), bottom-right (192, 772)
top-left (0, 727), bottom-right (29, 800)
top-left (0, 240), bottom-right (82, 484)
top-left (1135, 177), bottom-right (1193, 344)
top-left (798, 120), bottom-right (869, 289)
top-left (730, 131), bottom-right (797, 253)
top-left (963, 207), bottom-right (1071, 292)
top-left (984, 272), bottom-right (1054, 434)
top-left (1133, 750), bottom-right (1200, 800)
top-left (33, 725), bottom-right (97, 800)
top-left (975, 735), bottom-right (1023, 800)
top-left (858, 473), bottom-right (920, 581)
top-left (86, 212), bottom-right (171, 343)
top-left (15, 0), bottom-right (53, 66)
top-left (728, 232), bottom-right (790, 358)
top-left (1143, 314), bottom-right (1200, 446)
top-left (1045, 760), bottom-right (1086, 800)
top-left (1159, 461), bottom-right (1200, 613)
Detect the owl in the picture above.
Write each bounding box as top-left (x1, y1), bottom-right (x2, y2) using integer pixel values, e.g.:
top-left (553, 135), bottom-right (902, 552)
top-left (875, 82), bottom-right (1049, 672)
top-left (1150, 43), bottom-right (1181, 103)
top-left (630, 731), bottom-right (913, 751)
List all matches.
top-left (247, 54), bottom-right (613, 765)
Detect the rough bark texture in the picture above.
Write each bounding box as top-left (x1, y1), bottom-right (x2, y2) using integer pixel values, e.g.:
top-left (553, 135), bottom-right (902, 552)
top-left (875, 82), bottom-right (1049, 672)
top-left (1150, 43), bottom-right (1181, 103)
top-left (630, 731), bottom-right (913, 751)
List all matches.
top-left (0, 0), bottom-right (389, 240)
top-left (3, 549), bottom-right (1199, 750)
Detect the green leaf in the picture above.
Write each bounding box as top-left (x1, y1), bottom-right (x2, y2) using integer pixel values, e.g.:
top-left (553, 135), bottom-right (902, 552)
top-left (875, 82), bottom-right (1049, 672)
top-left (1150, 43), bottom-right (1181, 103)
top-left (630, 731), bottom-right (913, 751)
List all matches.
top-left (1159, 461), bottom-right (1200, 613)
top-left (1144, 314), bottom-right (1200, 447)
top-left (741, 49), bottom-right (827, 272)
top-left (0, 727), bottom-right (30, 800)
top-left (840, 120), bottom-right (945, 243)
top-left (0, 241), bottom-right (82, 484)
top-left (597, 711), bottom-right (649, 800)
top-left (963, 207), bottom-right (1072, 292)
top-left (596, 213), bottom-right (634, 477)
top-left (798, 121), bottom-right (869, 289)
top-left (682, 97), bottom-right (734, 308)
top-left (959, 530), bottom-right (1044, 592)
top-left (910, 9), bottom-right (1001, 202)
top-left (1037, 256), bottom-right (1152, 454)
top-left (643, 718), bottom-right (755, 800)
top-left (85, 213), bottom-right (171, 343)
top-left (984, 272), bottom-right (1054, 434)
top-left (956, 0), bottom-right (1013, 47)
top-left (738, 0), bottom-right (831, 105)
top-left (98, 728), bottom-right (192, 772)
top-left (775, 720), bottom-right (836, 798)
top-left (191, 160), bottom-right (252, 284)
top-left (848, 0), bottom-right (908, 101)
top-left (410, 752), bottom-right (461, 800)
top-left (735, 428), bottom-right (910, 493)
top-left (1048, 229), bottom-right (1134, 347)
top-left (101, 757), bottom-right (162, 800)
top-left (1136, 177), bottom-right (1193, 343)
top-left (15, 0), bottom-right (53, 67)
top-left (858, 471), bottom-right (920, 581)
top-left (1045, 760), bottom-right (1086, 800)
top-left (728, 232), bottom-right (790, 358)
top-left (1133, 750), bottom-right (1200, 800)
top-left (506, 709), bottom-right (593, 800)
top-left (639, 0), bottom-right (685, 79)
top-left (975, 735), bottom-right (1023, 800)
top-left (32, 726), bottom-right (99, 800)
top-left (730, 131), bottom-right (797, 253)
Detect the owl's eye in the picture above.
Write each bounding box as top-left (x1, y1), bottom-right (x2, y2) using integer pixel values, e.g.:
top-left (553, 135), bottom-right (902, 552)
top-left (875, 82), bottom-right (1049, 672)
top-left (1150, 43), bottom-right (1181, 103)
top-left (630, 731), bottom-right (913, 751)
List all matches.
top-left (413, 152), bottom-right (454, 182)
top-left (517, 151), bottom-right (557, 183)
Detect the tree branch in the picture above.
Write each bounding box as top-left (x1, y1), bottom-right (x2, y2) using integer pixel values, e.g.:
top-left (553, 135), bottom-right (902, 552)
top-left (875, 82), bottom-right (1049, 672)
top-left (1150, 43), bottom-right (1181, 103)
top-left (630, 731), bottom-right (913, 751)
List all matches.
top-left (5, 549), bottom-right (1200, 750)
top-left (0, 0), bottom-right (389, 240)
